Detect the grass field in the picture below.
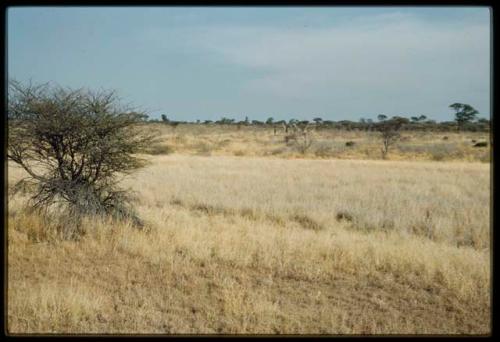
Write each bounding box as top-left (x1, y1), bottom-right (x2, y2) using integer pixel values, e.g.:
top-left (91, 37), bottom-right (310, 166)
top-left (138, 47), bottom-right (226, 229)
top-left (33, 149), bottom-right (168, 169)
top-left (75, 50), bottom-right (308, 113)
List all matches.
top-left (7, 126), bottom-right (491, 335)
top-left (144, 124), bottom-right (491, 162)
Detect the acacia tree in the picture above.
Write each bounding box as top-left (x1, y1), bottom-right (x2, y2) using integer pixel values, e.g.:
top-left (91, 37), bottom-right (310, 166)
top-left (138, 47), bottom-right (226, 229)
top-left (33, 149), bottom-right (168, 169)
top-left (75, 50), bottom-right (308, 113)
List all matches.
top-left (376, 117), bottom-right (405, 159)
top-left (7, 80), bottom-right (154, 227)
top-left (411, 115), bottom-right (427, 123)
top-left (449, 103), bottom-right (479, 131)
top-left (218, 117), bottom-right (235, 125)
top-left (377, 114), bottom-right (388, 122)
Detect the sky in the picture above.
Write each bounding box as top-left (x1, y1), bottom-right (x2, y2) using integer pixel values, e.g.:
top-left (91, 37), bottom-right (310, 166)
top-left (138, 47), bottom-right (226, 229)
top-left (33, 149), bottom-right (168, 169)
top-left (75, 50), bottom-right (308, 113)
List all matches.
top-left (7, 6), bottom-right (491, 122)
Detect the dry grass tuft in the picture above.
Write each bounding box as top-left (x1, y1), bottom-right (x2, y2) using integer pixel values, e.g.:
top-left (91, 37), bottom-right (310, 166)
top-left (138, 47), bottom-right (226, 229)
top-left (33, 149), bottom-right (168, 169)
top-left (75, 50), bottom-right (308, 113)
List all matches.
top-left (290, 214), bottom-right (324, 231)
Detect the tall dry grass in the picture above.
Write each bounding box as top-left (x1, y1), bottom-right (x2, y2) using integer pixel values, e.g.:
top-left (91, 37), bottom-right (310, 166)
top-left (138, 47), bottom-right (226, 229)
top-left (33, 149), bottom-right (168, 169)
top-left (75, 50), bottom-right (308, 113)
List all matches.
top-left (7, 154), bottom-right (490, 334)
top-left (144, 123), bottom-right (491, 162)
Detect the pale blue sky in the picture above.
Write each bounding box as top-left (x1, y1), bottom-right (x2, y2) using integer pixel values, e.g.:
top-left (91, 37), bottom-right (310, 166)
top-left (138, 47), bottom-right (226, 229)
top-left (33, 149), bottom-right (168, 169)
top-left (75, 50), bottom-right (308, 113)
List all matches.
top-left (8, 6), bottom-right (491, 122)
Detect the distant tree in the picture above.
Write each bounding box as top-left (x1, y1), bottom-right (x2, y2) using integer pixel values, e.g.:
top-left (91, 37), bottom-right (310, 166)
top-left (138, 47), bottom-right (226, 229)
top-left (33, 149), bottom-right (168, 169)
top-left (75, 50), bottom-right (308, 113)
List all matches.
top-left (338, 120), bottom-right (355, 131)
top-left (360, 118), bottom-right (372, 131)
top-left (266, 117), bottom-right (274, 125)
top-left (436, 121), bottom-right (457, 132)
top-left (161, 114), bottom-right (169, 123)
top-left (252, 120), bottom-right (263, 125)
top-left (204, 120), bottom-right (213, 124)
top-left (313, 117), bottom-right (323, 124)
top-left (376, 118), bottom-right (404, 159)
top-left (391, 116), bottom-right (410, 125)
top-left (449, 103), bottom-right (479, 131)
top-left (274, 120), bottom-right (288, 134)
top-left (364, 118), bottom-right (374, 131)
top-left (377, 114), bottom-right (388, 122)
top-left (272, 124), bottom-right (279, 135)
top-left (285, 122), bottom-right (313, 154)
top-left (392, 116), bottom-right (410, 131)
top-left (244, 116), bottom-right (249, 125)
top-left (218, 117), bottom-right (235, 125)
top-left (411, 115), bottom-right (427, 123)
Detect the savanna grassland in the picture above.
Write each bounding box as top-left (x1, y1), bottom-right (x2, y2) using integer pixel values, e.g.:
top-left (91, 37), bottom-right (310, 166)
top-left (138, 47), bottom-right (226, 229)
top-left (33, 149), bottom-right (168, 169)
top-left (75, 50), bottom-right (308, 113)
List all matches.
top-left (7, 124), bottom-right (491, 334)
top-left (145, 123), bottom-right (491, 162)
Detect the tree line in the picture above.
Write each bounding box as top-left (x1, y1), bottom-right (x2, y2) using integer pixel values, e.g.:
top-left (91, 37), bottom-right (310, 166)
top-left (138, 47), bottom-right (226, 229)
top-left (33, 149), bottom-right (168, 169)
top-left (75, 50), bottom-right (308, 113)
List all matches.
top-left (151, 103), bottom-right (489, 132)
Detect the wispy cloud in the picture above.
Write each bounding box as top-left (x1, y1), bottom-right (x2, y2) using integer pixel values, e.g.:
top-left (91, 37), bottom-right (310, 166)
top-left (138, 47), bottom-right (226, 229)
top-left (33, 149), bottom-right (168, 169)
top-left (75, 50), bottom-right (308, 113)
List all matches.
top-left (153, 11), bottom-right (489, 117)
top-left (203, 18), bottom-right (485, 87)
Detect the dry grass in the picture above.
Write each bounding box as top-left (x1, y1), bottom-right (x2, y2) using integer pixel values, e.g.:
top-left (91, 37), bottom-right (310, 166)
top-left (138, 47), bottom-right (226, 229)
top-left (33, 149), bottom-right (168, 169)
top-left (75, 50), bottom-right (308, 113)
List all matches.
top-left (145, 124), bottom-right (491, 162)
top-left (7, 152), bottom-right (491, 335)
